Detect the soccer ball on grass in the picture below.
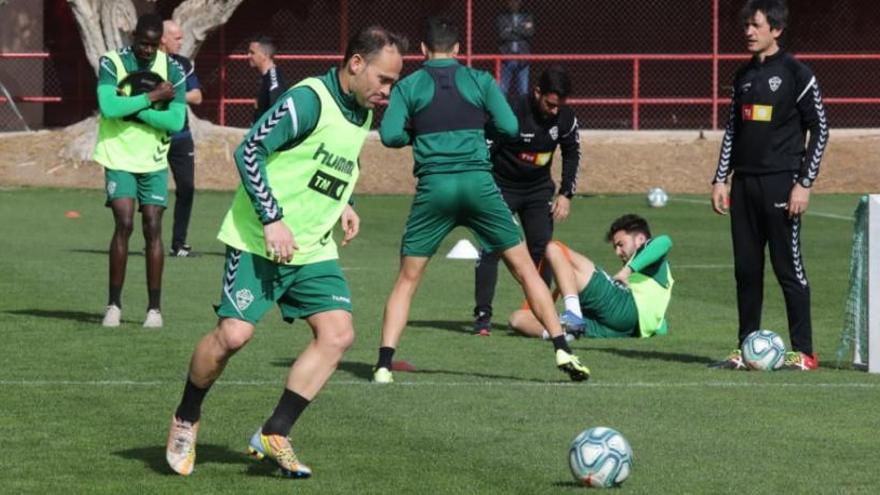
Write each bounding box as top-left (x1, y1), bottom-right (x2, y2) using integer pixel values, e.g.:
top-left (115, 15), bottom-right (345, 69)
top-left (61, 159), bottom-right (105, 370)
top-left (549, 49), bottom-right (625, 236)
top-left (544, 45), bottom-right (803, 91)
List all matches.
top-left (569, 427), bottom-right (633, 487)
top-left (647, 187), bottom-right (668, 208)
top-left (741, 329), bottom-right (786, 370)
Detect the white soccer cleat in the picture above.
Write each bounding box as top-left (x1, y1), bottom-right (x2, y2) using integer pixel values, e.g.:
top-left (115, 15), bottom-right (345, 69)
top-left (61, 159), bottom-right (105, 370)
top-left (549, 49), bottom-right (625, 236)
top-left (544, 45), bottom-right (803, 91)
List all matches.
top-left (166, 416), bottom-right (199, 476)
top-left (372, 367), bottom-right (394, 384)
top-left (102, 304), bottom-right (121, 327)
top-left (143, 309), bottom-right (163, 328)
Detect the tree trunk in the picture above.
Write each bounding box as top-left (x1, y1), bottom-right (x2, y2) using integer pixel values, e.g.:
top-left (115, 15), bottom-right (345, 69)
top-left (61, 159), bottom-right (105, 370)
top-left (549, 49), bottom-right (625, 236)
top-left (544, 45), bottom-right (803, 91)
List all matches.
top-left (61, 0), bottom-right (247, 160)
top-left (172, 0), bottom-right (247, 59)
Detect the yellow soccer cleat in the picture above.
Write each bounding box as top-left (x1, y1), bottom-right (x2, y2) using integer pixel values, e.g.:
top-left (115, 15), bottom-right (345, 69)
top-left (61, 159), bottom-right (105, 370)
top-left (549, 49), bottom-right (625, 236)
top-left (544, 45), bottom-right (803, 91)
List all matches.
top-left (372, 367), bottom-right (394, 384)
top-left (555, 349), bottom-right (591, 382)
top-left (166, 416), bottom-right (199, 476)
top-left (247, 429), bottom-right (312, 479)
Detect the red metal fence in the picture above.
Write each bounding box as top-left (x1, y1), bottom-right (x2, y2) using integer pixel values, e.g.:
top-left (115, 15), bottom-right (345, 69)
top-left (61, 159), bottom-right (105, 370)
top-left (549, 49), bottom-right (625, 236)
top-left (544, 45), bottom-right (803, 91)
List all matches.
top-left (2, 0), bottom-right (879, 131)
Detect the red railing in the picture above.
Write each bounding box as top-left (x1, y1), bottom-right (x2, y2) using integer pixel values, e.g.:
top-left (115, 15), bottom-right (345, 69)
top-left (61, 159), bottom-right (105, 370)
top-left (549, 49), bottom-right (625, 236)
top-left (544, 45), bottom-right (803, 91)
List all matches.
top-left (216, 52), bottom-right (880, 129)
top-left (4, 49), bottom-right (880, 130)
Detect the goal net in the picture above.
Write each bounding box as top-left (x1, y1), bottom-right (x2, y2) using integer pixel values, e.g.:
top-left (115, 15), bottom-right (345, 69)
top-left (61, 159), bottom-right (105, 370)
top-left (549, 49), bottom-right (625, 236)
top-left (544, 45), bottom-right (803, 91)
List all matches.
top-left (836, 195), bottom-right (880, 372)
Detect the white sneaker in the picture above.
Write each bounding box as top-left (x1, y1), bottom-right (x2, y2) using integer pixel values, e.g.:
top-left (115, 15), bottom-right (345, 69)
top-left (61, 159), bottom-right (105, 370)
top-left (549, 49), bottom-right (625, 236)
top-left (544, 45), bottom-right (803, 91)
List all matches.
top-left (102, 305), bottom-right (121, 327)
top-left (373, 367), bottom-right (394, 384)
top-left (143, 309), bottom-right (163, 328)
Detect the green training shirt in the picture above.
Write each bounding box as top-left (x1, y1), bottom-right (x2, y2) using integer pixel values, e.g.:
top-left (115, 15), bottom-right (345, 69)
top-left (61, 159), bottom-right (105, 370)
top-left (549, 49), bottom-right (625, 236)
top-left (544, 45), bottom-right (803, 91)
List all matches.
top-left (379, 58), bottom-right (518, 177)
top-left (218, 68), bottom-right (371, 265)
top-left (626, 235), bottom-right (674, 337)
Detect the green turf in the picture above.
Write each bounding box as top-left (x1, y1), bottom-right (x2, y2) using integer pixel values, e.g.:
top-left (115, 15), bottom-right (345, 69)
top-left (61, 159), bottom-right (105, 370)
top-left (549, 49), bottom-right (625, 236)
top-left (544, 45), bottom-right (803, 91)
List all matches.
top-left (1, 188), bottom-right (878, 494)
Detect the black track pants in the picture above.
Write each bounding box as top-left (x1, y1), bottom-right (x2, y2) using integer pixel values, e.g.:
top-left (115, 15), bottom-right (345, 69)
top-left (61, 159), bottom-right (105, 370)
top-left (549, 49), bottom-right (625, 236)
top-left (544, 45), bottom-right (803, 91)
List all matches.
top-left (168, 136), bottom-right (195, 250)
top-left (730, 172), bottom-right (812, 355)
top-left (473, 186), bottom-right (554, 319)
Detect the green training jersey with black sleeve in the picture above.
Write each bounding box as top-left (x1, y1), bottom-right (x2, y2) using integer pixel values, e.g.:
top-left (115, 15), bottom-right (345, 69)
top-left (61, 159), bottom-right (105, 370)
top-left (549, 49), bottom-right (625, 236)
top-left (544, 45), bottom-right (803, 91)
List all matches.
top-left (218, 67), bottom-right (371, 265)
top-left (626, 234), bottom-right (674, 337)
top-left (379, 58), bottom-right (518, 177)
top-left (93, 48), bottom-right (186, 173)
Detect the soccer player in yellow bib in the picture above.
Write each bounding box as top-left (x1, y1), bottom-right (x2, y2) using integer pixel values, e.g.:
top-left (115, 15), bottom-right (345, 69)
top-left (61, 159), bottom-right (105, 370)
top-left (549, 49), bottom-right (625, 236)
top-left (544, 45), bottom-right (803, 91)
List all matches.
top-left (94, 14), bottom-right (186, 328)
top-left (165, 26), bottom-right (406, 478)
top-left (508, 215), bottom-right (674, 340)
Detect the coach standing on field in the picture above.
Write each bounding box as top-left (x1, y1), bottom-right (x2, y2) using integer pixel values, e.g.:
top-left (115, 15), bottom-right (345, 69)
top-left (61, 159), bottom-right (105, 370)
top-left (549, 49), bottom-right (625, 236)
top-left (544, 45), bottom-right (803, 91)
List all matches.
top-left (710, 0), bottom-right (828, 371)
top-left (473, 66), bottom-right (581, 335)
top-left (161, 20), bottom-right (203, 257)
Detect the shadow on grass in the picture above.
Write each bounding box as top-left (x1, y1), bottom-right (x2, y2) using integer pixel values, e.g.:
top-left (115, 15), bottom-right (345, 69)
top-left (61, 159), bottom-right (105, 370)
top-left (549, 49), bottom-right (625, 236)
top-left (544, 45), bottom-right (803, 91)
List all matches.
top-left (269, 360), bottom-right (376, 382)
top-left (408, 319), bottom-right (508, 334)
top-left (4, 309), bottom-right (102, 324)
top-left (552, 480), bottom-right (588, 488)
top-left (273, 359), bottom-right (554, 383)
top-left (589, 347), bottom-right (716, 365)
top-left (67, 248), bottom-right (225, 258)
top-left (114, 443), bottom-right (249, 475)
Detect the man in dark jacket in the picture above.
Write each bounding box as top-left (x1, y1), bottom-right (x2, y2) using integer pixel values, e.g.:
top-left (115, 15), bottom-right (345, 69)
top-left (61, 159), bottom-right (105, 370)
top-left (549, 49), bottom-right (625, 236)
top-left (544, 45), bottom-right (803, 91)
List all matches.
top-left (473, 66), bottom-right (581, 335)
top-left (709, 0), bottom-right (829, 371)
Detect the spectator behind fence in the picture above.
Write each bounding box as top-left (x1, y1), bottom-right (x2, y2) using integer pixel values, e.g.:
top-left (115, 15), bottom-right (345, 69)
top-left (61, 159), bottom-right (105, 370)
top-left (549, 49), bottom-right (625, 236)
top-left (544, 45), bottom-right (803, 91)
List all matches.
top-left (93, 13), bottom-right (186, 328)
top-left (160, 19), bottom-right (203, 258)
top-left (248, 35), bottom-right (287, 123)
top-left (495, 0), bottom-right (534, 98)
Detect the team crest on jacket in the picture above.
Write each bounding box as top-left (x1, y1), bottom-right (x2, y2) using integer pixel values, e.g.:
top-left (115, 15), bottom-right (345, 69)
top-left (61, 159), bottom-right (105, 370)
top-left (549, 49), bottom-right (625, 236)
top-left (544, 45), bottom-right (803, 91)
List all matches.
top-left (768, 76), bottom-right (782, 92)
top-left (549, 125), bottom-right (558, 141)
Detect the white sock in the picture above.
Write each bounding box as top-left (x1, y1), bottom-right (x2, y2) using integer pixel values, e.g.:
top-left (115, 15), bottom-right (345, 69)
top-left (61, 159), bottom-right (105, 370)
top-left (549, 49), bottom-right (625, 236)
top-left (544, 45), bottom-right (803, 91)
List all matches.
top-left (541, 329), bottom-right (550, 340)
top-left (563, 295), bottom-right (582, 317)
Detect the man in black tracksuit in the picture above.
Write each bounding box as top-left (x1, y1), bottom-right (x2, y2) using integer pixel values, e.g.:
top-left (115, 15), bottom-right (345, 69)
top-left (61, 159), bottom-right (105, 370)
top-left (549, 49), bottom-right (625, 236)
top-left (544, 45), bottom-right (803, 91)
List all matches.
top-left (247, 35), bottom-right (286, 123)
top-left (710, 0), bottom-right (828, 371)
top-left (473, 66), bottom-right (581, 334)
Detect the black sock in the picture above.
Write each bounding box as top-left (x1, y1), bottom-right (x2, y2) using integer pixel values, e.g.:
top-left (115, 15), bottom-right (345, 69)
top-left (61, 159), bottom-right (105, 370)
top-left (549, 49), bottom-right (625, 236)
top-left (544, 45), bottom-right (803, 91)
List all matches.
top-left (552, 335), bottom-right (572, 354)
top-left (376, 347), bottom-right (395, 370)
top-left (262, 389), bottom-right (310, 437)
top-left (175, 378), bottom-right (211, 423)
top-left (108, 286), bottom-right (122, 308)
top-left (148, 289), bottom-right (161, 310)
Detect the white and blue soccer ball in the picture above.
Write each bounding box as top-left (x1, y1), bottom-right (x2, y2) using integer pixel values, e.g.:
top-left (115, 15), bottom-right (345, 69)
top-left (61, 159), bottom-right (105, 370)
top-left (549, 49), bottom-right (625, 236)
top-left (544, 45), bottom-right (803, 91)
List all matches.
top-left (569, 427), bottom-right (633, 488)
top-left (741, 329), bottom-right (786, 370)
top-left (647, 187), bottom-right (668, 208)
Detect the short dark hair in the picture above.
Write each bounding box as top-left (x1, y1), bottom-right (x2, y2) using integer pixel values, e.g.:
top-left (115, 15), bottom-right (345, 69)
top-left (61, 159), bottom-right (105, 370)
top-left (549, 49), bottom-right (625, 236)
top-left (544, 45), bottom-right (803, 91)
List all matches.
top-left (251, 35), bottom-right (276, 58)
top-left (537, 66), bottom-right (572, 98)
top-left (740, 0), bottom-right (788, 31)
top-left (424, 16), bottom-right (459, 53)
top-left (134, 13), bottom-right (164, 36)
top-left (606, 214), bottom-right (652, 242)
top-left (343, 25), bottom-right (408, 65)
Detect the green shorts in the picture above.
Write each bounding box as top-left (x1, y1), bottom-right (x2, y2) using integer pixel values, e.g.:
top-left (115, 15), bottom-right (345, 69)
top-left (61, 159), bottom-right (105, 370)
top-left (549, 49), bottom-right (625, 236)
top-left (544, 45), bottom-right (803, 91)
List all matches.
top-left (578, 267), bottom-right (639, 338)
top-left (104, 168), bottom-right (168, 208)
top-left (215, 247), bottom-right (352, 325)
top-left (401, 171), bottom-right (522, 257)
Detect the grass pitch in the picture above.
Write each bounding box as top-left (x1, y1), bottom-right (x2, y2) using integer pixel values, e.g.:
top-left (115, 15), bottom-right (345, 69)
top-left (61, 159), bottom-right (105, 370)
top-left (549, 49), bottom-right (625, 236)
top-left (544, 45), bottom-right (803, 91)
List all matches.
top-left (1, 189), bottom-right (878, 494)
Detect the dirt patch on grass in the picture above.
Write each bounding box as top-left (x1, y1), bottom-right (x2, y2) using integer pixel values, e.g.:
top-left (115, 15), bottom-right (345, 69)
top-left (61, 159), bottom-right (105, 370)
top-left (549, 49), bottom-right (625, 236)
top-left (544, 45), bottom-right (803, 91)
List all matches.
top-left (2, 128), bottom-right (878, 194)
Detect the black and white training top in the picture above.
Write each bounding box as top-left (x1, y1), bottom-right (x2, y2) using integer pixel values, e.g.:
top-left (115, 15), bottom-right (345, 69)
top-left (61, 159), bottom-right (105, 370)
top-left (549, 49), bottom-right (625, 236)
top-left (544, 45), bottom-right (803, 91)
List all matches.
top-left (489, 93), bottom-right (581, 198)
top-left (254, 65), bottom-right (286, 124)
top-left (713, 50), bottom-right (829, 188)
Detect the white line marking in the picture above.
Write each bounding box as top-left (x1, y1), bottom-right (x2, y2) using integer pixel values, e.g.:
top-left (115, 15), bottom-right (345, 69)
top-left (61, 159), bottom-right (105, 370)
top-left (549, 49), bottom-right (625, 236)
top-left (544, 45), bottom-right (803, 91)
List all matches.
top-left (0, 379), bottom-right (876, 389)
top-left (669, 197), bottom-right (853, 220)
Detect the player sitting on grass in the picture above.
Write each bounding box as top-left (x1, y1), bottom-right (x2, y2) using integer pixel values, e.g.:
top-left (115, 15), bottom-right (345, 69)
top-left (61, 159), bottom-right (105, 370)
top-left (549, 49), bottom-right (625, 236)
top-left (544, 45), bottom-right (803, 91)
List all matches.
top-left (509, 214), bottom-right (674, 339)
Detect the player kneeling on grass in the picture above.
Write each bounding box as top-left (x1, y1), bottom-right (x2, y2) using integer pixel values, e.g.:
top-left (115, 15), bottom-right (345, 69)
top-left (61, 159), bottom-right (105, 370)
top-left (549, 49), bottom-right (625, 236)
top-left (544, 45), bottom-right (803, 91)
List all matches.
top-left (165, 26), bottom-right (405, 478)
top-left (509, 215), bottom-right (674, 340)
